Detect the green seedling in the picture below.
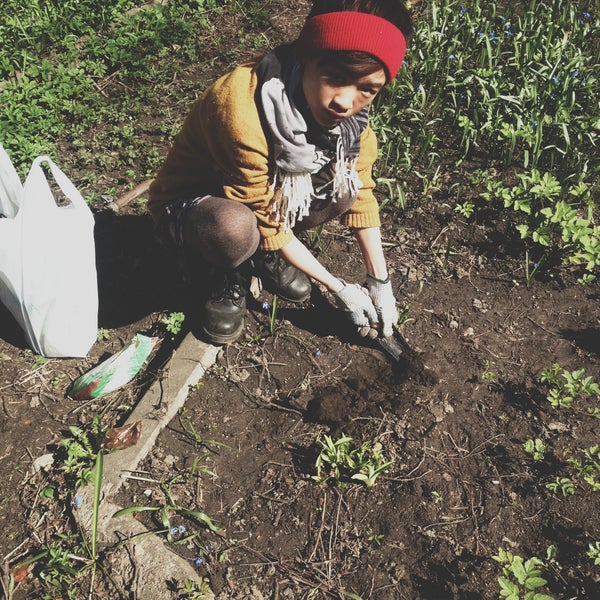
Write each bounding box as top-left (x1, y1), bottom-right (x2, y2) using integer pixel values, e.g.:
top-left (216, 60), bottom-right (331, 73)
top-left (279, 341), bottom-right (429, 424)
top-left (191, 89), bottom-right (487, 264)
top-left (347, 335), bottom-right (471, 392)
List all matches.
top-left (97, 328), bottom-right (111, 341)
top-left (313, 434), bottom-right (393, 488)
top-left (540, 364), bottom-right (600, 413)
top-left (454, 200), bottom-right (475, 218)
top-left (523, 438), bottom-right (545, 461)
top-left (546, 477), bottom-right (575, 497)
top-left (482, 360), bottom-right (497, 383)
top-left (58, 416), bottom-right (103, 487)
top-left (567, 446), bottom-right (600, 491)
top-left (178, 408), bottom-right (232, 453)
top-left (179, 578), bottom-right (213, 599)
top-left (587, 542), bottom-right (600, 566)
top-left (269, 294), bottom-right (279, 335)
top-left (114, 465), bottom-right (223, 541)
top-left (493, 547), bottom-right (555, 600)
top-left (366, 530), bottom-right (384, 547)
top-left (160, 311), bottom-right (185, 336)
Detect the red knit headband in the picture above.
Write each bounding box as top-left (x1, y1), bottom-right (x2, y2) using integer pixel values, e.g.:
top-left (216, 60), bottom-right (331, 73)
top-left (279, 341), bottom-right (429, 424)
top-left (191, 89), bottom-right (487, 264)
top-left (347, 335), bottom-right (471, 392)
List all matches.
top-left (297, 12), bottom-right (407, 81)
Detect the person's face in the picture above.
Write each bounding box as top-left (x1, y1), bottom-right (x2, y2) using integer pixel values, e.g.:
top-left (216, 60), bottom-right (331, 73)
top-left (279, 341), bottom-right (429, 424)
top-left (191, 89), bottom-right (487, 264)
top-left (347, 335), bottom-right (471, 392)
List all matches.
top-left (301, 58), bottom-right (386, 129)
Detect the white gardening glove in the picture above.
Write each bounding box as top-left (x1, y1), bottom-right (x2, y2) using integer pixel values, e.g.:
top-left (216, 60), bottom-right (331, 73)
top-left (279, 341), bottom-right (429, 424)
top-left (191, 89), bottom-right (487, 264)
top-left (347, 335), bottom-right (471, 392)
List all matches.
top-left (333, 280), bottom-right (379, 337)
top-left (365, 274), bottom-right (398, 337)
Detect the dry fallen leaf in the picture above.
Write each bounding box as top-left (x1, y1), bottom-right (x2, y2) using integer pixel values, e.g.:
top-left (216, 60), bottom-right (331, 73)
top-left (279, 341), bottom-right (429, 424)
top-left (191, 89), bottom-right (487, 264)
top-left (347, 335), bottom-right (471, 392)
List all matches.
top-left (12, 564), bottom-right (28, 584)
top-left (101, 421), bottom-right (142, 450)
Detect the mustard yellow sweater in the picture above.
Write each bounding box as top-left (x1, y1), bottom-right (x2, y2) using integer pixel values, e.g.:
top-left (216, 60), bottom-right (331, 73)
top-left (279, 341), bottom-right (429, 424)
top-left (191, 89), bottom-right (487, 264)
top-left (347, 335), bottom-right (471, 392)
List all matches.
top-left (148, 57), bottom-right (381, 251)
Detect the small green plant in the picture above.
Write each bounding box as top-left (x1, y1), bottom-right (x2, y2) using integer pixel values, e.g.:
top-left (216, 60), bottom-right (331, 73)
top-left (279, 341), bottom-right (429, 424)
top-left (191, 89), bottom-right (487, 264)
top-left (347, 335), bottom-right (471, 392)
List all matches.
top-left (366, 530), bottom-right (384, 547)
top-left (540, 364), bottom-right (600, 413)
top-left (114, 464), bottom-right (223, 540)
top-left (523, 248), bottom-right (545, 288)
top-left (454, 200), bottom-right (475, 218)
top-left (493, 547), bottom-right (555, 600)
top-left (586, 541), bottom-right (600, 566)
top-left (546, 477), bottom-right (575, 497)
top-left (27, 535), bottom-right (92, 591)
top-left (482, 360), bottom-right (497, 382)
top-left (179, 577), bottom-right (213, 599)
top-left (313, 434), bottom-right (393, 488)
top-left (377, 176), bottom-right (407, 210)
top-left (97, 328), bottom-right (111, 341)
top-left (269, 294), bottom-right (279, 335)
top-left (16, 437), bottom-right (107, 598)
top-left (160, 311), bottom-right (185, 336)
top-left (20, 348), bottom-right (47, 367)
top-left (567, 446), bottom-right (600, 491)
top-left (177, 408), bottom-right (231, 452)
top-left (523, 438), bottom-right (545, 461)
top-left (58, 416), bottom-right (103, 487)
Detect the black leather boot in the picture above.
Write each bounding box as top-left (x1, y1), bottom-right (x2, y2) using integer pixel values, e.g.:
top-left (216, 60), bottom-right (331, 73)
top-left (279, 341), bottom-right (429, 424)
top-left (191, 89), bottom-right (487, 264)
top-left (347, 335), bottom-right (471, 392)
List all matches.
top-left (200, 268), bottom-right (249, 344)
top-left (252, 251), bottom-right (311, 303)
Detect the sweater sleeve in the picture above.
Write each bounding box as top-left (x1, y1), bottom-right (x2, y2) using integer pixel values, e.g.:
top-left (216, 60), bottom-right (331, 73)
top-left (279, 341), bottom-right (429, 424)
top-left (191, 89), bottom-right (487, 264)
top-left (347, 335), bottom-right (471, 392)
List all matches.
top-left (340, 125), bottom-right (381, 229)
top-left (199, 66), bottom-right (294, 249)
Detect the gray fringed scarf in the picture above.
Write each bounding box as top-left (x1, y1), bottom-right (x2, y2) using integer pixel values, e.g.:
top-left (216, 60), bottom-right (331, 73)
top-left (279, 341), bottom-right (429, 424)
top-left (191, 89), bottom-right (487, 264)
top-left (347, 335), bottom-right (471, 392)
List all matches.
top-left (256, 46), bottom-right (369, 231)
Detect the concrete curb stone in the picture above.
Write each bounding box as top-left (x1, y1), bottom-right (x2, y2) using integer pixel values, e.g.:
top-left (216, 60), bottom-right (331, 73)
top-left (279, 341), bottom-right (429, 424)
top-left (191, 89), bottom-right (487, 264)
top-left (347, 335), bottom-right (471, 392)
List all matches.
top-left (75, 332), bottom-right (220, 598)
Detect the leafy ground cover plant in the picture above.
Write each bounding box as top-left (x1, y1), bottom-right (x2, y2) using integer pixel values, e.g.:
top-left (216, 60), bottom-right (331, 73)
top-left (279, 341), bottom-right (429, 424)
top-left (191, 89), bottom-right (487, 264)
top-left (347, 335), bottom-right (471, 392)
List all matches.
top-left (313, 434), bottom-right (393, 488)
top-left (540, 363), bottom-right (600, 415)
top-left (0, 0), bottom-right (225, 167)
top-left (493, 547), bottom-right (555, 600)
top-left (371, 0), bottom-right (599, 283)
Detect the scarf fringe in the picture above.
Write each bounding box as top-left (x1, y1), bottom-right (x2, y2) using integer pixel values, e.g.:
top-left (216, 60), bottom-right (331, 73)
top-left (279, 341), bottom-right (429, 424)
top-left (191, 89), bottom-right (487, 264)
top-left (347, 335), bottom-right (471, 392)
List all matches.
top-left (271, 168), bottom-right (313, 230)
top-left (333, 136), bottom-right (361, 203)
top-left (271, 136), bottom-right (362, 231)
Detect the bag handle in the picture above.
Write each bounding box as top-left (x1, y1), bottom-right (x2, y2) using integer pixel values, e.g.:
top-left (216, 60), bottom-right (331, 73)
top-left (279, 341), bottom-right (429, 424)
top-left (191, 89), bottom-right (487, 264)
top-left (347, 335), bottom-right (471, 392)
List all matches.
top-left (25, 156), bottom-right (88, 211)
top-left (0, 143), bottom-right (24, 218)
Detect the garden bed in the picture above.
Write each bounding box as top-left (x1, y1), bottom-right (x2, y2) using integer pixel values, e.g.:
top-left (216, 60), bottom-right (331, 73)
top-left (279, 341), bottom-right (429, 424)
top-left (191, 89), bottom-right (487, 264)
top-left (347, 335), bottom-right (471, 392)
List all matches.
top-left (0, 1), bottom-right (599, 598)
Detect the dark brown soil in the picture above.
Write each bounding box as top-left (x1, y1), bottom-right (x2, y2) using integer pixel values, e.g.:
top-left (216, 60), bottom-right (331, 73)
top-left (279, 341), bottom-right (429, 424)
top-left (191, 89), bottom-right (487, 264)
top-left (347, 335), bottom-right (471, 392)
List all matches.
top-left (1, 2), bottom-right (599, 599)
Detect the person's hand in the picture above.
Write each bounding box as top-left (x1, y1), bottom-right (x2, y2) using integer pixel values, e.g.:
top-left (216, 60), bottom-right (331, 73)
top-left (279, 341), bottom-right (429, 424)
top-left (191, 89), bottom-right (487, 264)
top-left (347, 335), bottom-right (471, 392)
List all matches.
top-left (365, 274), bottom-right (398, 337)
top-left (333, 280), bottom-right (378, 337)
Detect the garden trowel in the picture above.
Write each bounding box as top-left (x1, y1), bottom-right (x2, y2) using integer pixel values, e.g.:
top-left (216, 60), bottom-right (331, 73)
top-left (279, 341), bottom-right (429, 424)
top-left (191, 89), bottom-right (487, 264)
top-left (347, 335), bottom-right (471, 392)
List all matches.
top-left (370, 326), bottom-right (437, 384)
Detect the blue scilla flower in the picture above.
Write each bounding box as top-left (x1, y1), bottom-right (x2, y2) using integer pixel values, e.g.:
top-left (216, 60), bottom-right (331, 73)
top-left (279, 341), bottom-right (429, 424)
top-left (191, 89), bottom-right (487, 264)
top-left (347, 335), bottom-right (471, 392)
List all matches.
top-left (449, 54), bottom-right (456, 60)
top-left (194, 557), bottom-right (204, 567)
top-left (489, 32), bottom-right (498, 45)
top-left (170, 526), bottom-right (179, 536)
top-left (72, 495), bottom-right (83, 508)
top-left (477, 32), bottom-right (484, 39)
top-left (551, 76), bottom-right (560, 84)
top-left (178, 524), bottom-right (186, 534)
top-left (583, 11), bottom-right (591, 19)
top-left (261, 300), bottom-right (271, 311)
top-left (532, 121), bottom-right (538, 128)
top-left (570, 70), bottom-right (580, 79)
top-left (459, 8), bottom-right (467, 16)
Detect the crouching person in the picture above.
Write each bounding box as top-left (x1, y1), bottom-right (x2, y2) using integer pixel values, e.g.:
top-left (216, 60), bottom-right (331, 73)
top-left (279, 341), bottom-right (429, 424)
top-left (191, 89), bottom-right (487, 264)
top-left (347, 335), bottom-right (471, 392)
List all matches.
top-left (148, 0), bottom-right (414, 344)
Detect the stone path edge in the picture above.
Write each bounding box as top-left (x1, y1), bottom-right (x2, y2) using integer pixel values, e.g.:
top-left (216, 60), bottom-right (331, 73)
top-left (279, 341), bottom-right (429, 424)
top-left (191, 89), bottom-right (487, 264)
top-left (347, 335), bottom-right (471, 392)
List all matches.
top-left (74, 332), bottom-right (220, 599)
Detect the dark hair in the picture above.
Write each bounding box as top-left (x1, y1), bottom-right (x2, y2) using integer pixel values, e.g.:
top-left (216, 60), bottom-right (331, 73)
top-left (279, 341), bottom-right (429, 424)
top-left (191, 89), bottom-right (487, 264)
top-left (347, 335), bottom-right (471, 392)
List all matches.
top-left (311, 51), bottom-right (386, 81)
top-left (308, 0), bottom-right (414, 41)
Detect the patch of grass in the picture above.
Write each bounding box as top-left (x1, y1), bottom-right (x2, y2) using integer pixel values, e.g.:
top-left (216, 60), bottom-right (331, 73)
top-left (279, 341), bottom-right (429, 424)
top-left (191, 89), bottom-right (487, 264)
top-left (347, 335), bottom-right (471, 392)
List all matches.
top-left (372, 0), bottom-right (599, 282)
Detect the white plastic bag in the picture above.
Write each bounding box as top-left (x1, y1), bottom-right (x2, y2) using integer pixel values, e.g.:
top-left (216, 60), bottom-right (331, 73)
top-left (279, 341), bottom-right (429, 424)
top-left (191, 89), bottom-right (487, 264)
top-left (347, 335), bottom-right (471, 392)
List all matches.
top-left (0, 144), bottom-right (98, 357)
